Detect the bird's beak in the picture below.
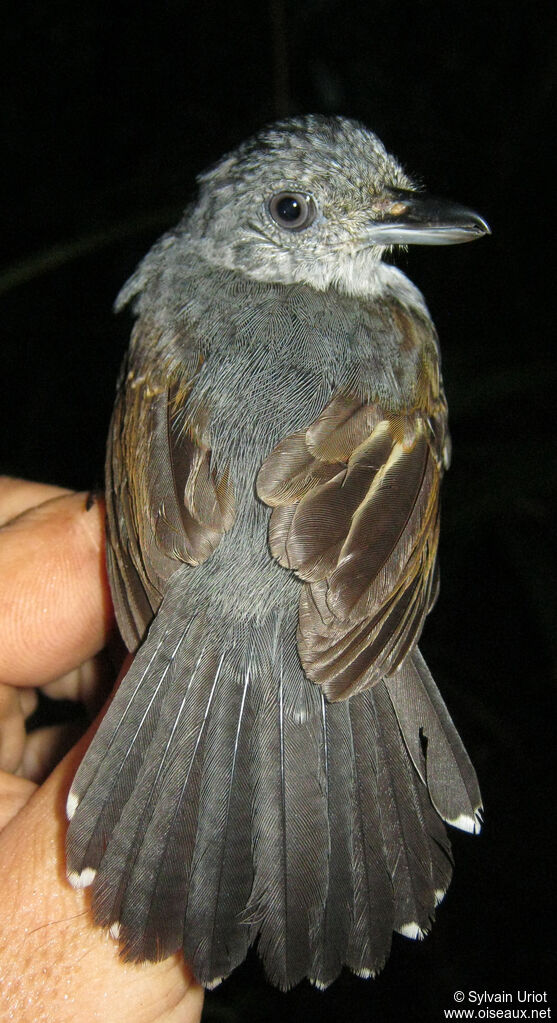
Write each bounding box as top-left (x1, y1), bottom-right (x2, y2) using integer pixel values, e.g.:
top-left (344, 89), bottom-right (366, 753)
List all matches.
top-left (367, 189), bottom-right (491, 246)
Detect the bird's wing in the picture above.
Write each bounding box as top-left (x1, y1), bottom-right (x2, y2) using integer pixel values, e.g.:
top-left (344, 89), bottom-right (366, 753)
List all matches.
top-left (257, 386), bottom-right (448, 701)
top-left (106, 322), bottom-right (235, 650)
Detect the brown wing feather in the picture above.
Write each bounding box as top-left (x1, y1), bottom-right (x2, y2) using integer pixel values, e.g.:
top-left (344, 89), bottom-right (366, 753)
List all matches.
top-left (106, 331), bottom-right (235, 651)
top-left (257, 392), bottom-right (447, 702)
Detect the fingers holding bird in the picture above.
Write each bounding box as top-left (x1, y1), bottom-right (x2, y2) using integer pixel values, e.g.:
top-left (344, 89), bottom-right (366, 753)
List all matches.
top-left (0, 479), bottom-right (117, 792)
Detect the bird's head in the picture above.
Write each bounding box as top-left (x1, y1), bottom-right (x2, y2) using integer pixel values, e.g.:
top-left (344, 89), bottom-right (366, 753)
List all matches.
top-left (188, 115), bottom-right (489, 297)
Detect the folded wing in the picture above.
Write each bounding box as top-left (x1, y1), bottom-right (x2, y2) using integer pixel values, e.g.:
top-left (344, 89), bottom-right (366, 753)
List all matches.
top-left (257, 392), bottom-right (448, 700)
top-left (106, 321), bottom-right (235, 649)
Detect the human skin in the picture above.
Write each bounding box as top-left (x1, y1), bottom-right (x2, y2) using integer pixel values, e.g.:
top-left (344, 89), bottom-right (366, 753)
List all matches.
top-left (0, 477), bottom-right (204, 1023)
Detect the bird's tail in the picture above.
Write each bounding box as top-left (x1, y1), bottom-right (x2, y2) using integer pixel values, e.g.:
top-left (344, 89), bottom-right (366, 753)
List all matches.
top-left (66, 604), bottom-right (481, 990)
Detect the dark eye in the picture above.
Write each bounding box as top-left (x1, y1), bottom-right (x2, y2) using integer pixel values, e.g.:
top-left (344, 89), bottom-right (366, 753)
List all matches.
top-left (268, 192), bottom-right (316, 231)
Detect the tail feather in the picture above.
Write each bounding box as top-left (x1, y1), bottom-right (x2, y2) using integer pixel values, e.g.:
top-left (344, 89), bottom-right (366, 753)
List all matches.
top-left (183, 633), bottom-right (254, 983)
top-left (66, 609), bottom-right (481, 990)
top-left (417, 787), bottom-right (454, 907)
top-left (371, 682), bottom-right (439, 937)
top-left (66, 614), bottom-right (195, 881)
top-left (244, 622), bottom-right (330, 989)
top-left (385, 648), bottom-right (482, 832)
top-left (93, 627), bottom-right (223, 958)
top-left (308, 697), bottom-right (354, 987)
top-left (345, 691), bottom-right (394, 976)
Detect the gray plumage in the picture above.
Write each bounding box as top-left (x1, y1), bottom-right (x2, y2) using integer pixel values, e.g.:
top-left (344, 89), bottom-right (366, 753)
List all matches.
top-left (66, 114), bottom-right (487, 989)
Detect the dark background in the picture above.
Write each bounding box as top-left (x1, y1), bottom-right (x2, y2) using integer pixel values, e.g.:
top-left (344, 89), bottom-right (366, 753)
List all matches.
top-left (1, 1), bottom-right (555, 1020)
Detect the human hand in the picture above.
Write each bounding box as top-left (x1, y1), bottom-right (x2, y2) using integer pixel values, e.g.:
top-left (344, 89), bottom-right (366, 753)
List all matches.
top-left (0, 478), bottom-right (204, 1023)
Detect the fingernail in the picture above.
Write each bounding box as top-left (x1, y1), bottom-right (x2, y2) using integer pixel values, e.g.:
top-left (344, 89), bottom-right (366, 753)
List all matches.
top-left (85, 490), bottom-right (103, 512)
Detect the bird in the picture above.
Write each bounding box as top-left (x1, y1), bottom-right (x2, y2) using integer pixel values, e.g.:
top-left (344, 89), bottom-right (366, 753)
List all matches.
top-left (65, 114), bottom-right (489, 991)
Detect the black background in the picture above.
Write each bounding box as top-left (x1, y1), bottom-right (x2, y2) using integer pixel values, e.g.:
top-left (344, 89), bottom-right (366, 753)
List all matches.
top-left (1, 2), bottom-right (556, 1020)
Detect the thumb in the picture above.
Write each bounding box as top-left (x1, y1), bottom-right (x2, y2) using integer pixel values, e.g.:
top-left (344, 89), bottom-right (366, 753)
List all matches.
top-left (0, 734), bottom-right (204, 1023)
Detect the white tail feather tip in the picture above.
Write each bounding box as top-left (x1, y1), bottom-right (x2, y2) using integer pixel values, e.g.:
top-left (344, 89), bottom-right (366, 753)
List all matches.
top-left (67, 867), bottom-right (96, 889)
top-left (204, 977), bottom-right (224, 991)
top-left (435, 888), bottom-right (447, 906)
top-left (66, 791), bottom-right (79, 821)
top-left (109, 922), bottom-right (121, 941)
top-left (309, 978), bottom-right (329, 991)
top-left (448, 811), bottom-right (482, 834)
top-left (399, 922), bottom-right (426, 940)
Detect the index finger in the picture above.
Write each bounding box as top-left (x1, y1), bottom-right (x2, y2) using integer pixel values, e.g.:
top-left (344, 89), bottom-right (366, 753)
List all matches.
top-left (0, 489), bottom-right (114, 688)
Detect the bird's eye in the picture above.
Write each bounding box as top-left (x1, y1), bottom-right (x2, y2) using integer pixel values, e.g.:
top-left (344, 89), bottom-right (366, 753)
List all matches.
top-left (268, 192), bottom-right (316, 231)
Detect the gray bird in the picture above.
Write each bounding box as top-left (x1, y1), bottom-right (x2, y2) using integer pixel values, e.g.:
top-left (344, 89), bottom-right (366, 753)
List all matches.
top-left (66, 115), bottom-right (488, 990)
